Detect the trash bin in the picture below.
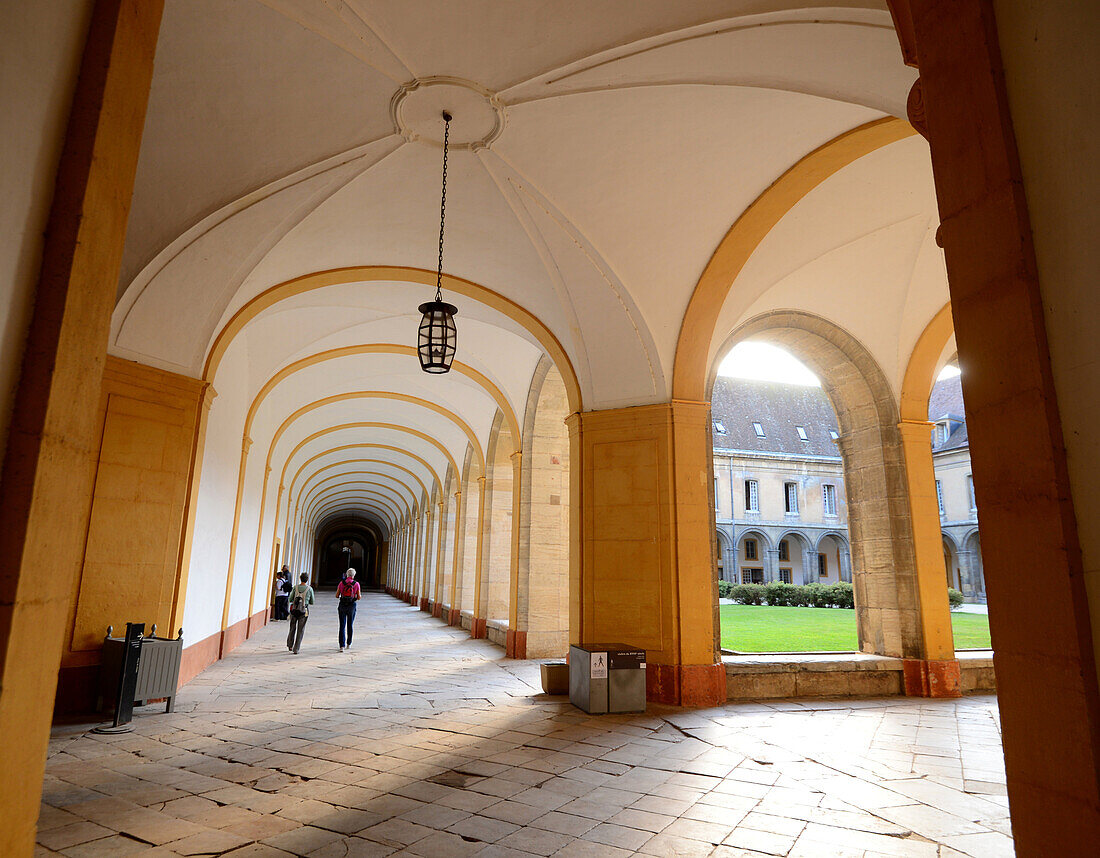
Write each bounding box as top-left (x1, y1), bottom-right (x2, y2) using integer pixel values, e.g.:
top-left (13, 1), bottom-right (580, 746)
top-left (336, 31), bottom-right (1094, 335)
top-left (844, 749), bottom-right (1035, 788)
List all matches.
top-left (569, 644), bottom-right (646, 714)
top-left (98, 623), bottom-right (184, 727)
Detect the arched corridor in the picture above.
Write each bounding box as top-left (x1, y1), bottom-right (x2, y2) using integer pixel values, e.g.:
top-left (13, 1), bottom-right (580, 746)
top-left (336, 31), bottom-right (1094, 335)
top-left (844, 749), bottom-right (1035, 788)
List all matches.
top-left (4, 2), bottom-right (1099, 853)
top-left (38, 591), bottom-right (1010, 856)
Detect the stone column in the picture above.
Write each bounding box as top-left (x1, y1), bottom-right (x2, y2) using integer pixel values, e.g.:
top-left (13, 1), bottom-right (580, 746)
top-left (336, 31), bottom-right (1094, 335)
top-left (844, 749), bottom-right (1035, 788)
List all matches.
top-left (897, 419), bottom-right (958, 686)
top-left (802, 549), bottom-right (816, 586)
top-left (431, 499), bottom-right (446, 614)
top-left (839, 547), bottom-right (853, 583)
top-left (507, 451), bottom-right (526, 658)
top-left (0, 1), bottom-right (165, 851)
top-left (572, 401), bottom-right (725, 706)
top-left (470, 476), bottom-right (488, 638)
top-left (763, 549), bottom-right (779, 584)
top-left (448, 490), bottom-right (463, 624)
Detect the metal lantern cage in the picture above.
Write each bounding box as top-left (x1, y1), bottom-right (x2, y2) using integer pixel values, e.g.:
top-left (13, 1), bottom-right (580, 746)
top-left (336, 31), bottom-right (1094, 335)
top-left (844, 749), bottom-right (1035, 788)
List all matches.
top-left (417, 299), bottom-right (458, 373)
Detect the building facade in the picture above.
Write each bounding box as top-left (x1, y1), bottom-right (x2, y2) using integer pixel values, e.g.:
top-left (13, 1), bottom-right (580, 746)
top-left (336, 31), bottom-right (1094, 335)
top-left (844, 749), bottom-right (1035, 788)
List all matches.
top-left (713, 375), bottom-right (986, 601)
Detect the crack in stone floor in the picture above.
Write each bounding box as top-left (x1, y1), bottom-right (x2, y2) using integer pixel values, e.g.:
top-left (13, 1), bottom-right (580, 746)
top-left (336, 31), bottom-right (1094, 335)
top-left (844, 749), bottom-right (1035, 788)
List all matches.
top-left (38, 592), bottom-right (1013, 857)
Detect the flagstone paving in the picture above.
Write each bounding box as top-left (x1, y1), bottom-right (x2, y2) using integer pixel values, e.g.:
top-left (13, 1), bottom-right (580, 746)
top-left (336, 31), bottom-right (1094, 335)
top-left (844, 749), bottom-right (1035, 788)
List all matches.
top-left (38, 593), bottom-right (1013, 857)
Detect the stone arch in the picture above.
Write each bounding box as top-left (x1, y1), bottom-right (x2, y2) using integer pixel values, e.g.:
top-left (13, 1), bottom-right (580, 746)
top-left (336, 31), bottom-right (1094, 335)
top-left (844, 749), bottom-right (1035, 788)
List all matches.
top-left (515, 357), bottom-right (570, 657)
top-left (776, 530), bottom-right (815, 585)
top-left (942, 532), bottom-right (962, 591)
top-left (672, 119), bottom-right (917, 402)
top-left (715, 529), bottom-right (734, 583)
top-left (814, 530), bottom-right (852, 584)
top-left (711, 310), bottom-right (924, 658)
top-left (736, 529), bottom-right (772, 584)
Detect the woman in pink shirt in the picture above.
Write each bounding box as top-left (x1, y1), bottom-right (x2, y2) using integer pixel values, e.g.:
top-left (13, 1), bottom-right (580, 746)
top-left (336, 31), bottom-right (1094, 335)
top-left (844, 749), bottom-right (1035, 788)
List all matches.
top-left (335, 568), bottom-right (361, 652)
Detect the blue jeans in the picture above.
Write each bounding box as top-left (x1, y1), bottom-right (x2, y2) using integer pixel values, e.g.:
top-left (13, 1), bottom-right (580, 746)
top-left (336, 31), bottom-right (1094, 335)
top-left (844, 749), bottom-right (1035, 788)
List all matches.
top-left (338, 600), bottom-right (357, 648)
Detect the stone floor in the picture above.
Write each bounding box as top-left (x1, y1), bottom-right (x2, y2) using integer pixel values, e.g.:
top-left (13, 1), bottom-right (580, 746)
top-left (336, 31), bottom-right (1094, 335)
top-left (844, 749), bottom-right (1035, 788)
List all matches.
top-left (38, 593), bottom-right (1013, 857)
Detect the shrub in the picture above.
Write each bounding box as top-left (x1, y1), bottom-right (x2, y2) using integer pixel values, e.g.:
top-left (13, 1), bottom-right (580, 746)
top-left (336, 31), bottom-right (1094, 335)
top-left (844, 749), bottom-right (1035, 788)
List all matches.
top-left (717, 580), bottom-right (734, 600)
top-left (947, 587), bottom-right (964, 609)
top-left (731, 583), bottom-right (766, 605)
top-left (826, 582), bottom-right (855, 609)
top-left (764, 581), bottom-right (796, 606)
top-left (803, 583), bottom-right (831, 608)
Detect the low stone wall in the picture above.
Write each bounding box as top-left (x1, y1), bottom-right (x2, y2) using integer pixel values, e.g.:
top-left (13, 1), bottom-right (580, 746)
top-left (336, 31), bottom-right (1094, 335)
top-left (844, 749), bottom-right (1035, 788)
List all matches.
top-left (724, 651), bottom-right (996, 700)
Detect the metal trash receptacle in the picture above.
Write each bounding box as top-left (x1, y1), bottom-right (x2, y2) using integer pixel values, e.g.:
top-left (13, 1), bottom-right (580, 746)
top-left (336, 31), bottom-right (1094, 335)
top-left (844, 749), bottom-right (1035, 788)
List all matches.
top-left (569, 644), bottom-right (646, 714)
top-left (608, 647), bottom-right (646, 713)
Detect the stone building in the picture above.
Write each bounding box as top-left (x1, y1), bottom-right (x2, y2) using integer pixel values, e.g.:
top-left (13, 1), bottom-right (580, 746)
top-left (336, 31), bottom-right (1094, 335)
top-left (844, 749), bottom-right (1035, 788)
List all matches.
top-left (2, 2), bottom-right (1098, 853)
top-left (713, 374), bottom-right (987, 601)
top-left (712, 377), bottom-right (852, 586)
top-left (931, 375), bottom-right (986, 600)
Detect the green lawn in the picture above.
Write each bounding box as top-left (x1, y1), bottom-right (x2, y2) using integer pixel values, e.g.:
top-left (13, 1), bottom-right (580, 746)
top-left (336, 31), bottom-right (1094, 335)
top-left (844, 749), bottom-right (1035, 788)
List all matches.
top-left (719, 604), bottom-right (992, 652)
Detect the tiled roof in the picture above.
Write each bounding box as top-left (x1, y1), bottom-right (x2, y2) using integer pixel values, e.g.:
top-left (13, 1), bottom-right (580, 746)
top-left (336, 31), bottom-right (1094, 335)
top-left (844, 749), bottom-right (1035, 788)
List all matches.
top-left (929, 375), bottom-right (969, 452)
top-left (710, 377), bottom-right (841, 457)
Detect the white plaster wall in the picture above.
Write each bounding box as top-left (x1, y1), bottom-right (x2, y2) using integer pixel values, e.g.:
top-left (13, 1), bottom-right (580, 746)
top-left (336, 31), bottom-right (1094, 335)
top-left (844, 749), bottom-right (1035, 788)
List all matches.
top-left (0, 2), bottom-right (92, 476)
top-left (183, 357), bottom-right (250, 645)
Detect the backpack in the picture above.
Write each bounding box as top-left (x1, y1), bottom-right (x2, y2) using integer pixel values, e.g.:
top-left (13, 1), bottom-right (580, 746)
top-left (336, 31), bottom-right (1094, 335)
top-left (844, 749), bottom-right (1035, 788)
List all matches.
top-left (290, 585), bottom-right (309, 616)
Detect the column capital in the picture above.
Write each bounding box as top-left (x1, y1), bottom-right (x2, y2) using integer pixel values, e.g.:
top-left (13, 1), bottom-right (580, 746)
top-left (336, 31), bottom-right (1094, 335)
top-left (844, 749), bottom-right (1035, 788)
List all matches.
top-left (241, 435), bottom-right (253, 453)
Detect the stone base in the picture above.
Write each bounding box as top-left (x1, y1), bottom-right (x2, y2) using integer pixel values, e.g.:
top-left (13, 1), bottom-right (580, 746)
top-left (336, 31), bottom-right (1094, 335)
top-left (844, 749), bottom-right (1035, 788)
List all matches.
top-left (431, 602), bottom-right (443, 618)
top-left (505, 628), bottom-right (527, 659)
top-left (419, 597), bottom-right (429, 612)
top-left (470, 617), bottom-right (487, 639)
top-left (903, 658), bottom-right (962, 698)
top-left (647, 663), bottom-right (727, 707)
top-left (721, 653), bottom-right (988, 700)
top-left (447, 608), bottom-right (462, 626)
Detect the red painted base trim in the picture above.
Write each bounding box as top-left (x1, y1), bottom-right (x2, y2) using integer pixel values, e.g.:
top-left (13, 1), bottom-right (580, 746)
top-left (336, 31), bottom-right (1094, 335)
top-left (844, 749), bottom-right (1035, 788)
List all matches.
top-left (903, 658), bottom-right (962, 698)
top-left (179, 630), bottom-right (221, 688)
top-left (471, 617), bottom-right (487, 639)
top-left (647, 663), bottom-right (727, 707)
top-left (505, 628), bottom-right (527, 659)
top-left (419, 597), bottom-right (430, 612)
top-left (431, 602), bottom-right (443, 618)
top-left (448, 608), bottom-right (462, 626)
top-left (219, 616), bottom-right (249, 657)
top-left (246, 607), bottom-right (267, 636)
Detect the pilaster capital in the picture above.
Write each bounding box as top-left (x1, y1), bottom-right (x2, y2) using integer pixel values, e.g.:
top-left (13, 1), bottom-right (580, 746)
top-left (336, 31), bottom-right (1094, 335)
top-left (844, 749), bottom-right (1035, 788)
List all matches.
top-left (477, 476), bottom-right (486, 486)
top-left (242, 435), bottom-right (253, 453)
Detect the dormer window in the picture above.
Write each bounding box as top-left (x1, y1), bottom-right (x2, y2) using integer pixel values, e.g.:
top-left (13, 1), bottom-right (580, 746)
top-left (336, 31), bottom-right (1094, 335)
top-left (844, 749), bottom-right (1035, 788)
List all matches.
top-left (796, 426), bottom-right (808, 442)
top-left (752, 421), bottom-right (765, 438)
top-left (713, 421), bottom-right (727, 435)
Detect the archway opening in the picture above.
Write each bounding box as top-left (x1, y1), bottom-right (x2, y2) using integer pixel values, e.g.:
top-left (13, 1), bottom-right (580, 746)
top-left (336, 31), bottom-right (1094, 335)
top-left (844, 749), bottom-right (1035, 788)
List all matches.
top-left (710, 317), bottom-right (923, 658)
top-left (317, 528), bottom-right (376, 589)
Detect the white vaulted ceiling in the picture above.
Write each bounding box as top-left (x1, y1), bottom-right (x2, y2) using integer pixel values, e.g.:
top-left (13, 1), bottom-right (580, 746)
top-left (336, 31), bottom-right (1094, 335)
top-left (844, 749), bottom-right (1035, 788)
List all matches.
top-left (108, 0), bottom-right (937, 553)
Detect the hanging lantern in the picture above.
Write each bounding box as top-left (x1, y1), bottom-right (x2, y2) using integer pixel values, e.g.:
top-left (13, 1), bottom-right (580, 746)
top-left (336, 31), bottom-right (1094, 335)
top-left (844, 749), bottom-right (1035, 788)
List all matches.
top-left (418, 111), bottom-right (458, 374)
top-left (417, 298), bottom-right (458, 372)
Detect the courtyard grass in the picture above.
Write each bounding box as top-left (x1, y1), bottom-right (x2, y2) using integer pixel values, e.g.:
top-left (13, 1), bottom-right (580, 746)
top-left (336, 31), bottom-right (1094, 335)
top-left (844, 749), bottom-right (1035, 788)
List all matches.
top-left (719, 604), bottom-right (992, 652)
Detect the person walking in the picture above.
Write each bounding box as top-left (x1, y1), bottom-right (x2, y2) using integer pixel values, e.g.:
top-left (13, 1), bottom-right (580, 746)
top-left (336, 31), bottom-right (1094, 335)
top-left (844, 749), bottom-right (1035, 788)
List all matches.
top-left (286, 572), bottom-right (314, 654)
top-left (273, 568), bottom-right (291, 620)
top-left (336, 568), bottom-right (361, 652)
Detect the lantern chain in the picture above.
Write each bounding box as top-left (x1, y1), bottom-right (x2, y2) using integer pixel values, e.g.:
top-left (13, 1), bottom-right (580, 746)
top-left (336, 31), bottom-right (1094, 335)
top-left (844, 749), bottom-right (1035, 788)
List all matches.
top-left (436, 112), bottom-right (451, 302)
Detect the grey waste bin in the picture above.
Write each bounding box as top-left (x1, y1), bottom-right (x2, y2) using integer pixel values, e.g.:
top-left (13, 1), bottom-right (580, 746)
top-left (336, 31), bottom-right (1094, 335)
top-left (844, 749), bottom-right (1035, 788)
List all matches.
top-left (569, 644), bottom-right (646, 714)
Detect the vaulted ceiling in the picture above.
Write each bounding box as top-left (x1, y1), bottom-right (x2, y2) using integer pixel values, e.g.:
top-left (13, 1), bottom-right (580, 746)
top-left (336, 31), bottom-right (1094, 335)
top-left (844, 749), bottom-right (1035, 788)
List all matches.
top-left (109, 0), bottom-right (939, 543)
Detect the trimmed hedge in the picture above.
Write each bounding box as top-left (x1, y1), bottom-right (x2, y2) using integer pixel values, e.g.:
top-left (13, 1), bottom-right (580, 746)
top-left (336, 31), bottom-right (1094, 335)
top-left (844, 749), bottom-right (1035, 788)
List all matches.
top-left (722, 581), bottom-right (963, 611)
top-left (725, 581), bottom-right (855, 609)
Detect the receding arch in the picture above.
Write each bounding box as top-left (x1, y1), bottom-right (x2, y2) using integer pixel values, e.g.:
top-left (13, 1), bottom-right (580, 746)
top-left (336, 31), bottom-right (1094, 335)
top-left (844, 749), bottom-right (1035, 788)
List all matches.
top-left (673, 118), bottom-right (917, 401)
top-left (296, 461), bottom-right (426, 513)
top-left (203, 266), bottom-right (583, 414)
top-left (239, 343), bottom-right (522, 454)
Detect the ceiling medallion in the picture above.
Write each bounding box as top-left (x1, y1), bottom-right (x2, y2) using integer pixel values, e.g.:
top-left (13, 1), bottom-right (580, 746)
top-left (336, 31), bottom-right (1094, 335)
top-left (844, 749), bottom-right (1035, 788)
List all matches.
top-left (390, 77), bottom-right (506, 151)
